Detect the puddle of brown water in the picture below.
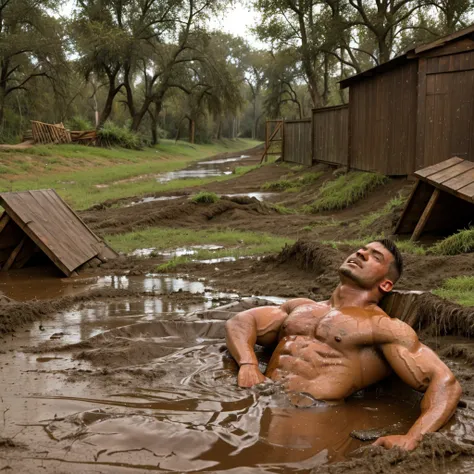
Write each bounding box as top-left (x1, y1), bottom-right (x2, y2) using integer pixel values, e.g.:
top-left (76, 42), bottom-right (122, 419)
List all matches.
top-left (0, 268), bottom-right (237, 302)
top-left (1, 290), bottom-right (473, 473)
top-left (130, 244), bottom-right (224, 258)
top-left (0, 315), bottom-right (422, 473)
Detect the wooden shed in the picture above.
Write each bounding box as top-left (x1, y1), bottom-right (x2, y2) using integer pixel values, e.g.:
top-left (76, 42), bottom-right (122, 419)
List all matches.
top-left (0, 189), bottom-right (117, 276)
top-left (340, 25), bottom-right (474, 176)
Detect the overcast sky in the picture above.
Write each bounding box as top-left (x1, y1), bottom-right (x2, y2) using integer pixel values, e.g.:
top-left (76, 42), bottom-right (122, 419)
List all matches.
top-left (58, 1), bottom-right (265, 48)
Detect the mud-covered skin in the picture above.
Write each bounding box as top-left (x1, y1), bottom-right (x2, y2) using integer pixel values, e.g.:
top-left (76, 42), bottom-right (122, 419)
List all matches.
top-left (225, 242), bottom-right (463, 451)
top-left (265, 301), bottom-right (392, 401)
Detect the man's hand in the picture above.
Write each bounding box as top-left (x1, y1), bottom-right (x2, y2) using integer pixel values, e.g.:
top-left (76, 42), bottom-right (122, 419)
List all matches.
top-left (238, 364), bottom-right (266, 388)
top-left (373, 434), bottom-right (420, 451)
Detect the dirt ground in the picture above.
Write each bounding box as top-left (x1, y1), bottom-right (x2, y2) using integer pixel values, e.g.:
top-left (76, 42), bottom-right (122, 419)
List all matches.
top-left (1, 146), bottom-right (473, 473)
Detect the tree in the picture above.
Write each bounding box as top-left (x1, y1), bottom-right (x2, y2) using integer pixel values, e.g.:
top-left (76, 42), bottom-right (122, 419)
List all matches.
top-left (0, 0), bottom-right (65, 126)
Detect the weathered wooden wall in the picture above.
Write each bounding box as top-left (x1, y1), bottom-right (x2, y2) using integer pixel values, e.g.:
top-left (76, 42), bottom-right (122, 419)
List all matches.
top-left (283, 119), bottom-right (312, 166)
top-left (348, 61), bottom-right (418, 175)
top-left (417, 47), bottom-right (474, 169)
top-left (312, 105), bottom-right (348, 166)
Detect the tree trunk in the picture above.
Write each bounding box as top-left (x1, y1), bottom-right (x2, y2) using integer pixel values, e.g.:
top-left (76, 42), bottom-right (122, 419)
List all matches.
top-left (99, 87), bottom-right (116, 128)
top-left (188, 118), bottom-right (195, 144)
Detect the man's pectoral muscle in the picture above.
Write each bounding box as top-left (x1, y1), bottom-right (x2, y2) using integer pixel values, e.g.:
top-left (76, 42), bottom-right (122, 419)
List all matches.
top-left (374, 319), bottom-right (462, 449)
top-left (225, 299), bottom-right (315, 388)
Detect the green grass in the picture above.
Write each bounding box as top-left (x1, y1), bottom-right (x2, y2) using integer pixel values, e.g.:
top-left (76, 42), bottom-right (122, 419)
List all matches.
top-left (359, 194), bottom-right (406, 228)
top-left (234, 164), bottom-right (262, 175)
top-left (305, 172), bottom-right (389, 213)
top-left (320, 236), bottom-right (425, 255)
top-left (106, 226), bottom-right (293, 272)
top-left (262, 179), bottom-right (294, 191)
top-left (190, 191), bottom-right (220, 204)
top-left (106, 227), bottom-right (293, 255)
top-left (430, 228), bottom-right (474, 255)
top-left (261, 171), bottom-right (325, 193)
top-left (0, 139), bottom-right (260, 209)
top-left (433, 276), bottom-right (474, 306)
top-left (270, 204), bottom-right (296, 214)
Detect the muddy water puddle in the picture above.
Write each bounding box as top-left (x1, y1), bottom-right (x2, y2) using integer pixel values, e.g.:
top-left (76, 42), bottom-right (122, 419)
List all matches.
top-left (1, 286), bottom-right (473, 472)
top-left (157, 154), bottom-right (250, 183)
top-left (130, 244), bottom-right (224, 258)
top-left (0, 309), bottom-right (423, 473)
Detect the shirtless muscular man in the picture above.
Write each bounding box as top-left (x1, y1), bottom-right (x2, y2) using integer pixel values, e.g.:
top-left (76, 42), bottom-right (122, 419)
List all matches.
top-left (225, 239), bottom-right (462, 451)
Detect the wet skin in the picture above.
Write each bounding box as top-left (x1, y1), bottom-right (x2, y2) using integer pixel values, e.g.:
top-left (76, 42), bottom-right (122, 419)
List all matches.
top-left (225, 242), bottom-right (462, 451)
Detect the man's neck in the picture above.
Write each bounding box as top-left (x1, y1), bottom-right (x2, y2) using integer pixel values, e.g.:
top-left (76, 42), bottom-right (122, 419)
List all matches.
top-left (330, 283), bottom-right (380, 309)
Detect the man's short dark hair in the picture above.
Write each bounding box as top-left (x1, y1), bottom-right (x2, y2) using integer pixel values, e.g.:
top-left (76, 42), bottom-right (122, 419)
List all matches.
top-left (374, 239), bottom-right (403, 282)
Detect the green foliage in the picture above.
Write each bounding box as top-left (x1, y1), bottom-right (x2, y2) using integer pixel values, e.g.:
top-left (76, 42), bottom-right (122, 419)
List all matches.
top-left (306, 172), bottom-right (389, 213)
top-left (97, 122), bottom-right (143, 149)
top-left (433, 276), bottom-right (474, 306)
top-left (190, 191), bottom-right (220, 204)
top-left (430, 228), bottom-right (474, 256)
top-left (66, 116), bottom-right (94, 131)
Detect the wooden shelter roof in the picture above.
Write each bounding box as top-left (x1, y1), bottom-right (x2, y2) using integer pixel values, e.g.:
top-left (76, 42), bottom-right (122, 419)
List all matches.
top-left (414, 156), bottom-right (474, 202)
top-left (0, 189), bottom-right (117, 276)
top-left (340, 24), bottom-right (474, 89)
top-left (395, 157), bottom-right (474, 239)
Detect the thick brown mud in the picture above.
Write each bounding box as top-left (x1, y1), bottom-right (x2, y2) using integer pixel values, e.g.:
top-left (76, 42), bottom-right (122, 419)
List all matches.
top-left (0, 292), bottom-right (473, 473)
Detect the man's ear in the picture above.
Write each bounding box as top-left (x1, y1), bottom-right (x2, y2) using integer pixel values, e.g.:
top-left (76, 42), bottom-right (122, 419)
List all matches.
top-left (379, 279), bottom-right (394, 294)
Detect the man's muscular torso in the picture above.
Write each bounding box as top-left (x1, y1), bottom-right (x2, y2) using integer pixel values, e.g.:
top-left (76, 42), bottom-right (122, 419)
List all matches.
top-left (264, 299), bottom-right (394, 401)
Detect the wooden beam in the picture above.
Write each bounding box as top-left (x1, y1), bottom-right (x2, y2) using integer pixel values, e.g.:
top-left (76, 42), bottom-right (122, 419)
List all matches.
top-left (2, 237), bottom-right (25, 271)
top-left (260, 121), bottom-right (282, 164)
top-left (411, 188), bottom-right (440, 241)
top-left (0, 213), bottom-right (10, 235)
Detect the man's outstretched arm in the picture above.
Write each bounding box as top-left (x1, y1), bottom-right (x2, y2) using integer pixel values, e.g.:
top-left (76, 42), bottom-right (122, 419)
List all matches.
top-left (376, 320), bottom-right (462, 450)
top-left (225, 298), bottom-right (314, 388)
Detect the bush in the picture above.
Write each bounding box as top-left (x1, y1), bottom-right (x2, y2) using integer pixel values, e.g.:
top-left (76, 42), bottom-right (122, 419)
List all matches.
top-left (307, 172), bottom-right (389, 213)
top-left (430, 228), bottom-right (474, 255)
top-left (66, 116), bottom-right (94, 131)
top-left (97, 121), bottom-right (143, 150)
top-left (190, 191), bottom-right (220, 204)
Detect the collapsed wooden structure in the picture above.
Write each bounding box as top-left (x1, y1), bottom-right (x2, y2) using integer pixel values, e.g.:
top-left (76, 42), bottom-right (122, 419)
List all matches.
top-left (395, 157), bottom-right (474, 240)
top-left (26, 121), bottom-right (97, 146)
top-left (0, 190), bottom-right (117, 276)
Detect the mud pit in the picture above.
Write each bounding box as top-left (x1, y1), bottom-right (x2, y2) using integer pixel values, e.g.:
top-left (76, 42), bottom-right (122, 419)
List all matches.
top-left (1, 288), bottom-right (474, 473)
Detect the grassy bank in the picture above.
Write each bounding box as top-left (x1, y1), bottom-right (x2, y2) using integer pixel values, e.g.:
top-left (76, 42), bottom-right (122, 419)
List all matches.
top-left (433, 276), bottom-right (474, 306)
top-left (0, 138), bottom-right (260, 209)
top-left (106, 227), bottom-right (293, 271)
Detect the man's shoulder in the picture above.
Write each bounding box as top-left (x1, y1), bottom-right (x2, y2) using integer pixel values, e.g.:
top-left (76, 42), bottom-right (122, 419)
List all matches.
top-left (370, 308), bottom-right (418, 345)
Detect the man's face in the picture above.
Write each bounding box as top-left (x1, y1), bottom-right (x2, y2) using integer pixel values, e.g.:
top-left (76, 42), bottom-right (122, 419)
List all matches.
top-left (339, 242), bottom-right (395, 292)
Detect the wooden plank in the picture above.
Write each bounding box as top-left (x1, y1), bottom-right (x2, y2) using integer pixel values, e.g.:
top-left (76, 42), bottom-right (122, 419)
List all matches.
top-left (457, 181), bottom-right (474, 199)
top-left (2, 237), bottom-right (25, 271)
top-left (394, 179), bottom-right (420, 234)
top-left (0, 213), bottom-right (10, 235)
top-left (415, 156), bottom-right (463, 178)
top-left (443, 167), bottom-right (474, 190)
top-left (411, 188), bottom-right (440, 241)
top-left (12, 238), bottom-right (38, 269)
top-left (415, 58), bottom-right (427, 170)
top-left (427, 160), bottom-right (474, 184)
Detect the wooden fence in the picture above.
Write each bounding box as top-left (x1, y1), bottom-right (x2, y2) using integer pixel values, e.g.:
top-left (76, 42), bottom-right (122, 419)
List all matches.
top-left (31, 121), bottom-right (72, 144)
top-left (283, 119), bottom-right (312, 166)
top-left (312, 105), bottom-right (348, 166)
